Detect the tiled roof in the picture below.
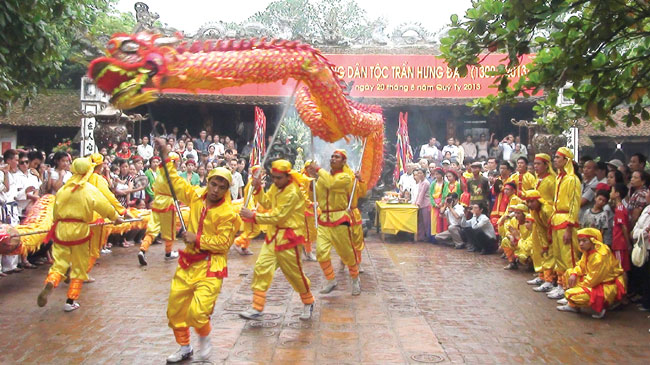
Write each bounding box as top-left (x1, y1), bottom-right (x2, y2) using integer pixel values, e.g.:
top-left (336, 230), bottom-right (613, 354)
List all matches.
top-left (0, 90), bottom-right (80, 127)
top-left (580, 108), bottom-right (650, 137)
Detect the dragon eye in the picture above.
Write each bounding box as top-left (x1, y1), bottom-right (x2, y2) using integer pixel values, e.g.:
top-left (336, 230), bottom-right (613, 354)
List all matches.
top-left (120, 40), bottom-right (140, 54)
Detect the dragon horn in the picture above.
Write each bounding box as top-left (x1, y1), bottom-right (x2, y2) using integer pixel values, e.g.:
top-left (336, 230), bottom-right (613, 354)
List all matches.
top-left (154, 36), bottom-right (180, 47)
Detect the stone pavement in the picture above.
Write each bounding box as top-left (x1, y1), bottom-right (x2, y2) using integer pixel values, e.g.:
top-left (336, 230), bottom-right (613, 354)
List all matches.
top-left (1, 234), bottom-right (649, 364)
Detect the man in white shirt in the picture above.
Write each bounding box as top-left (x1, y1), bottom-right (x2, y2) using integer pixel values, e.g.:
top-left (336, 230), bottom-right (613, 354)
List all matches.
top-left (228, 159), bottom-right (244, 199)
top-left (137, 136), bottom-right (154, 161)
top-left (462, 202), bottom-right (497, 254)
top-left (397, 163), bottom-right (416, 198)
top-left (433, 193), bottom-right (467, 249)
top-left (499, 135), bottom-right (515, 161)
top-left (1, 149), bottom-right (21, 275)
top-left (579, 159), bottom-right (599, 220)
top-left (210, 134), bottom-right (225, 157)
top-left (461, 135), bottom-right (478, 160)
top-left (441, 138), bottom-right (459, 162)
top-left (15, 152), bottom-right (41, 217)
top-left (183, 141), bottom-right (199, 162)
top-left (514, 136), bottom-right (528, 156)
top-left (419, 137), bottom-right (442, 162)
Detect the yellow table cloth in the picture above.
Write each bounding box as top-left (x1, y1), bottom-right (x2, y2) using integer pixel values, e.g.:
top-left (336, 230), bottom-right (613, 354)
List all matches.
top-left (375, 201), bottom-right (418, 239)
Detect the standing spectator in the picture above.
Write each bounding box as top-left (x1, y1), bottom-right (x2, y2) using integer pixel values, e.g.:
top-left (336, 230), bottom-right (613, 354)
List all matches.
top-left (1, 149), bottom-right (21, 275)
top-left (183, 140), bottom-right (199, 161)
top-left (179, 160), bottom-right (200, 186)
top-left (514, 136), bottom-right (528, 156)
top-left (228, 159), bottom-right (244, 199)
top-left (137, 136), bottom-right (154, 161)
top-left (580, 189), bottom-right (612, 246)
top-left (467, 161), bottom-right (490, 206)
top-left (194, 130), bottom-right (209, 153)
top-left (241, 141), bottom-right (253, 161)
top-left (483, 157), bottom-right (498, 178)
top-left (631, 188), bottom-right (650, 312)
top-left (579, 160), bottom-right (599, 220)
top-left (131, 156), bottom-right (147, 202)
top-left (607, 169), bottom-right (625, 187)
top-left (116, 141), bottom-right (132, 159)
top-left (628, 153), bottom-right (647, 173)
top-left (46, 151), bottom-right (71, 194)
top-left (476, 133), bottom-right (489, 159)
top-left (442, 138), bottom-right (459, 162)
top-left (488, 137), bottom-right (502, 159)
top-left (210, 134), bottom-right (225, 156)
top-left (414, 168), bottom-right (431, 242)
top-left (15, 152), bottom-right (41, 218)
top-left (207, 145), bottom-right (219, 163)
top-left (628, 170), bottom-right (650, 227)
top-left (427, 162), bottom-right (437, 183)
top-left (237, 158), bottom-right (248, 186)
top-left (197, 165), bottom-right (207, 187)
top-left (610, 184), bottom-right (632, 275)
top-left (595, 161), bottom-right (608, 184)
top-left (499, 134), bottom-right (515, 161)
top-left (398, 163), bottom-right (417, 198)
top-left (461, 135), bottom-right (477, 160)
top-left (455, 138), bottom-right (465, 165)
top-left (419, 137), bottom-right (442, 162)
top-left (144, 156), bottom-right (160, 203)
top-left (510, 144), bottom-right (527, 163)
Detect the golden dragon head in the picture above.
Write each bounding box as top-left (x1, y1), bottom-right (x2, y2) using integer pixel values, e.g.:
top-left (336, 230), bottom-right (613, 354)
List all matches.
top-left (88, 32), bottom-right (180, 109)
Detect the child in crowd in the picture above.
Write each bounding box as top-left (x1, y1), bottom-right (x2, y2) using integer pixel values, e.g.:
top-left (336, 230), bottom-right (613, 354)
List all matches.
top-left (610, 183), bottom-right (631, 273)
top-left (580, 190), bottom-right (612, 246)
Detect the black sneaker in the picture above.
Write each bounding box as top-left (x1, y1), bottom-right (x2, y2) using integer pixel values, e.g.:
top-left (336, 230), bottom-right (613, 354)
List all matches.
top-left (138, 251), bottom-right (147, 266)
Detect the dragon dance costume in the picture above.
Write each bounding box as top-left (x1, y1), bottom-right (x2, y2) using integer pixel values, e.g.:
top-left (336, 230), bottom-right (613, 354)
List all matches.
top-left (37, 157), bottom-right (120, 311)
top-left (240, 160), bottom-right (314, 321)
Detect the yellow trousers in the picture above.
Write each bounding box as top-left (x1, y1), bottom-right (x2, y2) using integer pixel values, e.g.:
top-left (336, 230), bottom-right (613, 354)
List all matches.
top-left (234, 221), bottom-right (262, 249)
top-left (350, 223), bottom-right (364, 264)
top-left (167, 260), bottom-right (222, 338)
top-left (49, 242), bottom-right (90, 282)
top-left (316, 224), bottom-right (358, 279)
top-left (139, 235), bottom-right (174, 253)
top-left (501, 237), bottom-right (517, 262)
top-left (304, 214), bottom-right (317, 253)
top-left (250, 239), bottom-right (313, 311)
top-left (529, 233), bottom-right (554, 275)
top-left (87, 215), bottom-right (111, 272)
top-left (147, 209), bottom-right (177, 241)
top-left (565, 282), bottom-right (622, 309)
top-left (551, 227), bottom-right (580, 277)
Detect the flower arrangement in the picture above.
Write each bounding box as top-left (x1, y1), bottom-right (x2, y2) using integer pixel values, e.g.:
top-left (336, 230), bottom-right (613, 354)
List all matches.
top-left (52, 139), bottom-right (74, 154)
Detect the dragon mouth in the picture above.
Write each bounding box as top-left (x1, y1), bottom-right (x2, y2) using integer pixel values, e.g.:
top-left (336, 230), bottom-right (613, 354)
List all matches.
top-left (89, 60), bottom-right (159, 110)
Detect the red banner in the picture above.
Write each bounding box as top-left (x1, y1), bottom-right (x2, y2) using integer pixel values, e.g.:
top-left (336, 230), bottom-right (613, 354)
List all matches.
top-left (160, 53), bottom-right (534, 99)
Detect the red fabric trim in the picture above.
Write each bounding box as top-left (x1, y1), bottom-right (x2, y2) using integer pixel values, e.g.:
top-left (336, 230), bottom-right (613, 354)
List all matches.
top-left (206, 266), bottom-right (228, 278)
top-left (177, 250), bottom-right (208, 269)
top-left (151, 205), bottom-right (175, 213)
top-left (294, 246), bottom-right (310, 291)
top-left (318, 216), bottom-right (350, 226)
top-left (275, 228), bottom-right (305, 251)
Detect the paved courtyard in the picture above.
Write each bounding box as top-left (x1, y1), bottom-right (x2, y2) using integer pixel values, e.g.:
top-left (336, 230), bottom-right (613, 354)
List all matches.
top-left (1, 234), bottom-right (649, 364)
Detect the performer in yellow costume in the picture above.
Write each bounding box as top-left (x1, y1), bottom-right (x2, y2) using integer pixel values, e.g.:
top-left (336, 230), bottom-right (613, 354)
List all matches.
top-left (87, 153), bottom-right (127, 279)
top-left (524, 190), bottom-right (557, 292)
top-left (137, 152), bottom-right (181, 266)
top-left (239, 159), bottom-right (315, 321)
top-left (233, 165), bottom-right (264, 256)
top-left (306, 150), bottom-right (361, 296)
top-left (349, 170), bottom-right (367, 270)
top-left (37, 157), bottom-right (122, 312)
top-left (532, 153), bottom-right (556, 202)
top-left (500, 204), bottom-right (530, 270)
top-left (496, 181), bottom-right (522, 238)
top-left (515, 214), bottom-right (535, 264)
top-left (156, 140), bottom-right (240, 363)
top-left (547, 147), bottom-right (582, 300)
top-left (511, 156), bottom-right (536, 197)
top-left (557, 228), bottom-right (626, 319)
top-left (300, 160), bottom-right (318, 261)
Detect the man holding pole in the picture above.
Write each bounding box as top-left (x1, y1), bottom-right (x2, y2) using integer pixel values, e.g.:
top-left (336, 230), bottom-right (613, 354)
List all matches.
top-left (37, 157), bottom-right (123, 312)
top-left (156, 138), bottom-right (240, 363)
top-left (233, 165), bottom-right (265, 256)
top-left (239, 159), bottom-right (315, 321)
top-left (306, 150), bottom-right (361, 296)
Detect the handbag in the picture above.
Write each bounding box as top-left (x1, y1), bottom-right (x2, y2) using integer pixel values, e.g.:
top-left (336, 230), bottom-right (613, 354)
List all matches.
top-left (631, 232), bottom-right (649, 268)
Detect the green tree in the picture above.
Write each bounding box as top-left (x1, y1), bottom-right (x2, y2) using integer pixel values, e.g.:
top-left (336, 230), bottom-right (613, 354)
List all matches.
top-left (0, 0), bottom-right (134, 113)
top-left (440, 0), bottom-right (650, 132)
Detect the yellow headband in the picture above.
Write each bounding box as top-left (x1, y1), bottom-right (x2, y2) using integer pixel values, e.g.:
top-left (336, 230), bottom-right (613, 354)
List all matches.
top-left (577, 227), bottom-right (603, 243)
top-left (333, 149), bottom-right (348, 160)
top-left (556, 147), bottom-right (574, 160)
top-left (271, 159), bottom-right (292, 174)
top-left (90, 153), bottom-right (104, 166)
top-left (534, 153), bottom-right (551, 163)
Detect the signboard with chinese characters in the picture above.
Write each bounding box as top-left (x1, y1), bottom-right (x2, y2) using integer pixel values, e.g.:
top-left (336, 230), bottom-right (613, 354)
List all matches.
top-left (155, 53), bottom-right (537, 99)
top-left (80, 76), bottom-right (109, 156)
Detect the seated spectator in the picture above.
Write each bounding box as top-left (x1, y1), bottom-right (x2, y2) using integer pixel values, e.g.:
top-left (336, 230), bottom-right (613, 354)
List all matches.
top-left (461, 202), bottom-right (497, 254)
top-left (433, 193), bottom-right (466, 249)
top-left (557, 228), bottom-right (626, 319)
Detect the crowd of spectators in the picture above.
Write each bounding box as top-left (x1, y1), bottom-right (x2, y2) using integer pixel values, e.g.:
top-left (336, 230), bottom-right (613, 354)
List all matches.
top-left (397, 132), bottom-right (650, 319)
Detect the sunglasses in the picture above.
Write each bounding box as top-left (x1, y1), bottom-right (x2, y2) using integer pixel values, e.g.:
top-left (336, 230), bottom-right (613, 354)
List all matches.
top-left (19, 160), bottom-right (29, 165)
